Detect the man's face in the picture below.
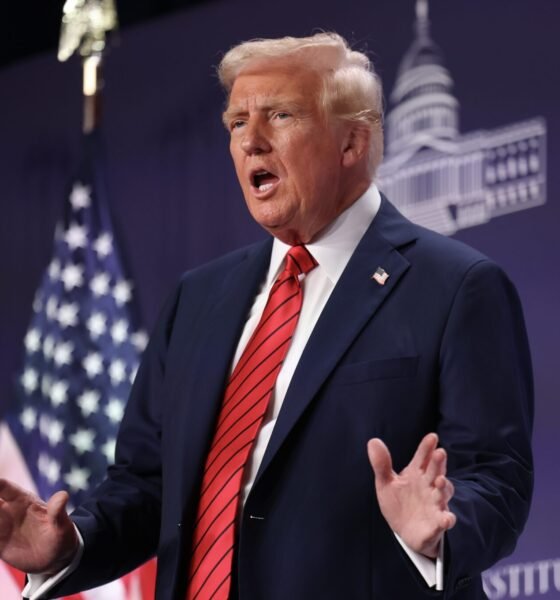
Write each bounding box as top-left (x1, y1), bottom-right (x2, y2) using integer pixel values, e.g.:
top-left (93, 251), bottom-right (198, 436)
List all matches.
top-left (225, 61), bottom-right (356, 245)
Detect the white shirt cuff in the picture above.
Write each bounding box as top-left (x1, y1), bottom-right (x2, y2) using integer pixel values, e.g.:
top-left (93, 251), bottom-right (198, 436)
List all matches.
top-left (394, 532), bottom-right (444, 591)
top-left (23, 526), bottom-right (84, 600)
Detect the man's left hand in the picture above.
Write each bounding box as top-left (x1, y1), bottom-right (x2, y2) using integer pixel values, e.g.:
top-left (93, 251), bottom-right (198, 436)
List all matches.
top-left (367, 433), bottom-right (456, 559)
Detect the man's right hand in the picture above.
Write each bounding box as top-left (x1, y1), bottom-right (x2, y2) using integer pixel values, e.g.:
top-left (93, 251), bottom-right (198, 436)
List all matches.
top-left (0, 479), bottom-right (79, 574)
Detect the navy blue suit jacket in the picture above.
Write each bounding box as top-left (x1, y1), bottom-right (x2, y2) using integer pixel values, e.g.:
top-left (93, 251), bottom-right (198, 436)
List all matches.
top-left (52, 197), bottom-right (533, 599)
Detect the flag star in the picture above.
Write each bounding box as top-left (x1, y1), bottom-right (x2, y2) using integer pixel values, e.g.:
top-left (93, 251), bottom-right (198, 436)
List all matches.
top-left (87, 311), bottom-right (107, 339)
top-left (45, 459), bottom-right (61, 485)
top-left (108, 360), bottom-right (127, 385)
top-left (94, 232), bottom-right (113, 259)
top-left (24, 329), bottom-right (42, 353)
top-left (90, 272), bottom-right (111, 297)
top-left (69, 428), bottom-right (95, 454)
top-left (77, 389), bottom-right (100, 417)
top-left (38, 454), bottom-right (61, 485)
top-left (113, 280), bottom-right (132, 306)
top-left (42, 335), bottom-right (55, 359)
top-left (105, 397), bottom-right (125, 423)
top-left (64, 466), bottom-right (90, 492)
top-left (50, 379), bottom-right (69, 407)
top-left (21, 368), bottom-right (39, 393)
top-left (47, 420), bottom-right (64, 446)
top-left (83, 352), bottom-right (104, 378)
top-left (69, 182), bottom-right (91, 210)
top-left (48, 259), bottom-right (61, 281)
top-left (20, 407), bottom-right (37, 432)
top-left (60, 263), bottom-right (84, 291)
top-left (46, 297), bottom-right (59, 321)
top-left (64, 223), bottom-right (88, 250)
top-left (58, 302), bottom-right (79, 328)
top-left (131, 330), bottom-right (148, 353)
top-left (39, 415), bottom-right (64, 446)
top-left (111, 319), bottom-right (128, 345)
top-left (38, 453), bottom-right (47, 473)
top-left (102, 438), bottom-right (116, 464)
top-left (53, 341), bottom-right (74, 367)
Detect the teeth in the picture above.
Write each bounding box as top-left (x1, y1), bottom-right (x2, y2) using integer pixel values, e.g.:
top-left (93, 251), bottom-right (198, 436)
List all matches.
top-left (259, 183), bottom-right (273, 192)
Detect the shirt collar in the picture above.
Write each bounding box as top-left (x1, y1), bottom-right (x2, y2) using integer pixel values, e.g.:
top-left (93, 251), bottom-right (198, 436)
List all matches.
top-left (267, 183), bottom-right (381, 286)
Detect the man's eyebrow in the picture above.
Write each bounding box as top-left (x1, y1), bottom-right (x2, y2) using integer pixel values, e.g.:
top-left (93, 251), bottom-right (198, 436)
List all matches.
top-left (222, 107), bottom-right (247, 122)
top-left (223, 100), bottom-right (304, 123)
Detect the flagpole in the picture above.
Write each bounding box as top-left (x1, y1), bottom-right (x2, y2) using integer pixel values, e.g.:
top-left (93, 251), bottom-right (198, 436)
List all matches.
top-left (83, 54), bottom-right (102, 133)
top-left (57, 0), bottom-right (118, 133)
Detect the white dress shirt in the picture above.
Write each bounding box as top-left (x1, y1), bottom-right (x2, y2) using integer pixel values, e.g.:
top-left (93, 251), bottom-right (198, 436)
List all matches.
top-left (24, 184), bottom-right (442, 598)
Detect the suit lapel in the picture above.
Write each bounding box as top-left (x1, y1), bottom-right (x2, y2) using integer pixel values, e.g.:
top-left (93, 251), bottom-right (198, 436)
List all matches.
top-left (254, 198), bottom-right (418, 483)
top-left (176, 239), bottom-right (272, 510)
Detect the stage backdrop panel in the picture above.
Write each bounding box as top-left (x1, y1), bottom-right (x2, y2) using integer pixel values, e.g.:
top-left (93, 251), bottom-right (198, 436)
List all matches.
top-left (0, 1), bottom-right (558, 598)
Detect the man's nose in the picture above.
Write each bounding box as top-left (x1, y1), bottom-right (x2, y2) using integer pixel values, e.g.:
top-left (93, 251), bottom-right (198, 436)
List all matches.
top-left (240, 121), bottom-right (271, 155)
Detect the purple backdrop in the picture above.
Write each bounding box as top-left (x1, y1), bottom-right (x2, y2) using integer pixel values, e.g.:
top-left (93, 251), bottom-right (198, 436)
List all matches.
top-left (1, 0), bottom-right (558, 597)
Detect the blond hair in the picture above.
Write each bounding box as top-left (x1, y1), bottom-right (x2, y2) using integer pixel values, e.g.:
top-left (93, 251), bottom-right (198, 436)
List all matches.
top-left (218, 32), bottom-right (384, 174)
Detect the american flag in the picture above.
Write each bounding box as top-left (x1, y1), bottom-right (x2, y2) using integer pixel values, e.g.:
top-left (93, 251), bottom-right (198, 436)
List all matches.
top-left (372, 267), bottom-right (389, 286)
top-left (0, 133), bottom-right (155, 599)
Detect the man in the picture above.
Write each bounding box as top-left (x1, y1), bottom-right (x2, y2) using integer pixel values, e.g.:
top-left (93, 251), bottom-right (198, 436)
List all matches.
top-left (0, 33), bottom-right (533, 599)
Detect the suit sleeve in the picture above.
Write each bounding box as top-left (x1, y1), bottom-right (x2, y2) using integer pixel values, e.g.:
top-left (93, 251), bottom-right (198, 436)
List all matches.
top-left (437, 259), bottom-right (534, 596)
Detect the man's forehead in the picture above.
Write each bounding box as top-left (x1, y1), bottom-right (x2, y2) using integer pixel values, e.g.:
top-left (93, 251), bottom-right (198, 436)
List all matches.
top-left (226, 63), bottom-right (322, 111)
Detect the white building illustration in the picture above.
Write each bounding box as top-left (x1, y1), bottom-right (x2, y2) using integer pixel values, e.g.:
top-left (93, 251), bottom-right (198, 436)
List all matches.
top-left (378, 0), bottom-right (547, 235)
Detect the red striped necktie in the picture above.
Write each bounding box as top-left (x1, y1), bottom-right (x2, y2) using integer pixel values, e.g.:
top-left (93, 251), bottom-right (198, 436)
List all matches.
top-left (186, 244), bottom-right (317, 600)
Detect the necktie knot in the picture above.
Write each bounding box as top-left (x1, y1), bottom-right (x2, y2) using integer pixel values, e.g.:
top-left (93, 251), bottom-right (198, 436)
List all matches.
top-left (284, 245), bottom-right (317, 279)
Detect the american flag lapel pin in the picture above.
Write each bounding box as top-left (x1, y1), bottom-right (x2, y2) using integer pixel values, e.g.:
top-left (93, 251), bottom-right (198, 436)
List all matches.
top-left (371, 267), bottom-right (389, 285)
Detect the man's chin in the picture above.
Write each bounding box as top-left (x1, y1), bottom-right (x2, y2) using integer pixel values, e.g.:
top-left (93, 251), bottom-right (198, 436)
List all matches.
top-left (260, 223), bottom-right (313, 246)
top-left (252, 212), bottom-right (290, 235)
top-left (248, 207), bottom-right (309, 244)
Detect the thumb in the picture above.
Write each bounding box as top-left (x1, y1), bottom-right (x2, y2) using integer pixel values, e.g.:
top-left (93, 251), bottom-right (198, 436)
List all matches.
top-left (46, 491), bottom-right (71, 527)
top-left (367, 438), bottom-right (394, 487)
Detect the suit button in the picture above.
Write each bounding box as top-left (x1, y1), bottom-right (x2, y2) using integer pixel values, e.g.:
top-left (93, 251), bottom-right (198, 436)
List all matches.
top-left (455, 576), bottom-right (472, 590)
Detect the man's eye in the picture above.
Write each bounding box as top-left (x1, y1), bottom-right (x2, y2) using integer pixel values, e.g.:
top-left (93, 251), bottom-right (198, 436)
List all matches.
top-left (273, 112), bottom-right (291, 121)
top-left (231, 120), bottom-right (246, 130)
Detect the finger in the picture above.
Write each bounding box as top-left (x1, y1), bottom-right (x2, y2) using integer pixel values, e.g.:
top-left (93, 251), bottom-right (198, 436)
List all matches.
top-left (47, 491), bottom-right (70, 527)
top-left (439, 510), bottom-right (457, 531)
top-left (0, 479), bottom-right (30, 502)
top-left (425, 448), bottom-right (447, 484)
top-left (436, 477), bottom-right (455, 504)
top-left (410, 433), bottom-right (438, 471)
top-left (367, 438), bottom-right (394, 487)
top-left (433, 474), bottom-right (454, 503)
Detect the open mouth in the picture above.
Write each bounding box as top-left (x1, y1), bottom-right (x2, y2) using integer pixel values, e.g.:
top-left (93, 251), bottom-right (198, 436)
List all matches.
top-left (251, 169), bottom-right (279, 192)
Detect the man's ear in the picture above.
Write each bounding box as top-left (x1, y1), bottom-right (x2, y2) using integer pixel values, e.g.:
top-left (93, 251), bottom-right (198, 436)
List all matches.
top-left (341, 125), bottom-right (371, 168)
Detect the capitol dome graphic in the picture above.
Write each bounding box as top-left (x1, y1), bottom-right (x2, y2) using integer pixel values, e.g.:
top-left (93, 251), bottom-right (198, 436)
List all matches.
top-left (378, 0), bottom-right (547, 235)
